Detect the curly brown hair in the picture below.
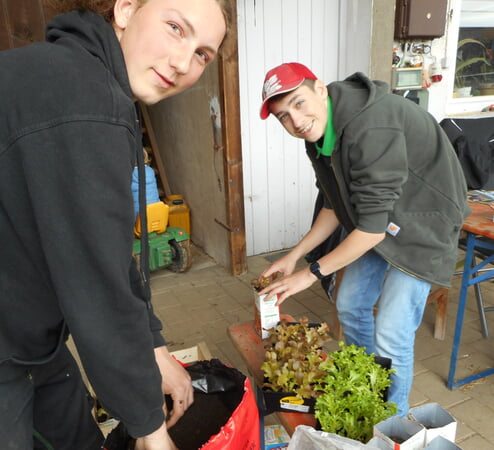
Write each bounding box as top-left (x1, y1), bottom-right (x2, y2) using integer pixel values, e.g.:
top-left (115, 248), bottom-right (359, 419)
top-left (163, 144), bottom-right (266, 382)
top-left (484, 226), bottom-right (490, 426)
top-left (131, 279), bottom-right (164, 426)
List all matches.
top-left (44, 0), bottom-right (233, 41)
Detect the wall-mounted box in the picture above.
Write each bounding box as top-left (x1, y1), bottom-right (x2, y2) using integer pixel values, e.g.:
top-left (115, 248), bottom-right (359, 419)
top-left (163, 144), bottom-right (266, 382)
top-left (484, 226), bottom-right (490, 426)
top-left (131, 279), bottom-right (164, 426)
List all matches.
top-left (394, 0), bottom-right (448, 40)
top-left (391, 67), bottom-right (423, 90)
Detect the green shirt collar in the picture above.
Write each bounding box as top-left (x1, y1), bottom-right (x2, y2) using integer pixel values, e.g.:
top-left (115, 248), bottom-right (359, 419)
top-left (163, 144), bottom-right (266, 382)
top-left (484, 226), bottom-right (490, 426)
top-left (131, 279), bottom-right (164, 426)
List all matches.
top-left (314, 96), bottom-right (336, 157)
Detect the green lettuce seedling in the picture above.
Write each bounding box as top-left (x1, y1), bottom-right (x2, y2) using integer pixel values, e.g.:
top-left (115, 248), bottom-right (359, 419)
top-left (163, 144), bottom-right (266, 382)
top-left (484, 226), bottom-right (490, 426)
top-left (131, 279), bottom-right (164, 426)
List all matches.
top-left (314, 342), bottom-right (397, 443)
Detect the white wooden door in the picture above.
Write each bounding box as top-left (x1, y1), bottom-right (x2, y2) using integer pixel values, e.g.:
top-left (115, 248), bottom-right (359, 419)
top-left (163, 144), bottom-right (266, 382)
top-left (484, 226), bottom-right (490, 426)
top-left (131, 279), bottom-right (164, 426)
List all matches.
top-left (238, 0), bottom-right (343, 256)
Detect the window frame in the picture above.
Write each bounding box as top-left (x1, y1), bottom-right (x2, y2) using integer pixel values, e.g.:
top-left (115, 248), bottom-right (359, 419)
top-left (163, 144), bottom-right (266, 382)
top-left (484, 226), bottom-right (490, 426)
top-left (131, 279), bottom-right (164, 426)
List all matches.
top-left (445, 0), bottom-right (494, 115)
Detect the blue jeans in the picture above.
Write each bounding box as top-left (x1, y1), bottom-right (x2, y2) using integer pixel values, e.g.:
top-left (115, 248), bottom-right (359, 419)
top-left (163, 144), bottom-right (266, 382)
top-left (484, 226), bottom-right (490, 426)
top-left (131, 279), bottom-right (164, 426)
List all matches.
top-left (336, 250), bottom-right (431, 416)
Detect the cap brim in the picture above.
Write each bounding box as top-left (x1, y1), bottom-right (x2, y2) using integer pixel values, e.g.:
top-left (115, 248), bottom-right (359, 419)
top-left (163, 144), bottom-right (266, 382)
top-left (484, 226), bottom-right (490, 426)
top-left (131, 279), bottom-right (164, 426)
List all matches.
top-left (259, 79), bottom-right (305, 120)
top-left (260, 100), bottom-right (271, 120)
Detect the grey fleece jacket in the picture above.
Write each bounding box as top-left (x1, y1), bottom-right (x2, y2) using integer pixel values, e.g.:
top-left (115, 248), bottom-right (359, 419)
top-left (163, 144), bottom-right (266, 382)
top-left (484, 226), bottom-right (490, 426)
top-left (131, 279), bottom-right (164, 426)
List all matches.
top-left (306, 72), bottom-right (470, 287)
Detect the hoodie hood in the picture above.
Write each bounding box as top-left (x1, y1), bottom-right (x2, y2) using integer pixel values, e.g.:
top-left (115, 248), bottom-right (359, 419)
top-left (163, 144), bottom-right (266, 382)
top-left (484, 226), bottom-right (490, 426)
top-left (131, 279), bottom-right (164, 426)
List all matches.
top-left (46, 10), bottom-right (132, 99)
top-left (328, 72), bottom-right (389, 133)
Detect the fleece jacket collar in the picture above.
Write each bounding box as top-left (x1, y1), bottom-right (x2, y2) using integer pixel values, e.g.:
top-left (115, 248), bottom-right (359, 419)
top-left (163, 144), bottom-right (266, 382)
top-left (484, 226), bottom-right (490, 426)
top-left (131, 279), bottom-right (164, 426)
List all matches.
top-left (46, 10), bottom-right (132, 100)
top-left (328, 72), bottom-right (389, 134)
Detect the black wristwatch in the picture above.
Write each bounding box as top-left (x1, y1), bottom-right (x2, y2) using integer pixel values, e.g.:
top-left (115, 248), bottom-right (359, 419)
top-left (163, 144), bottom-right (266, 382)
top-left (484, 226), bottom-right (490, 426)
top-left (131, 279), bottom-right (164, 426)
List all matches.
top-left (309, 261), bottom-right (325, 279)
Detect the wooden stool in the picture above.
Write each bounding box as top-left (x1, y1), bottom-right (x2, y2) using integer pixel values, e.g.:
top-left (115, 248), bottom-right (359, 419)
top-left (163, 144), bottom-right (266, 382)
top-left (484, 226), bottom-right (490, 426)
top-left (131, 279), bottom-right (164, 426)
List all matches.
top-left (426, 287), bottom-right (449, 341)
top-left (328, 269), bottom-right (344, 340)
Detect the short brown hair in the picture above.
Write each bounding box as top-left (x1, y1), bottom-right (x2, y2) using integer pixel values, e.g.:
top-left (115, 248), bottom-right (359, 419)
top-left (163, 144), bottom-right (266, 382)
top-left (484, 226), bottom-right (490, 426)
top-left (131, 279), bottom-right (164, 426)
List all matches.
top-left (44, 0), bottom-right (233, 44)
top-left (301, 79), bottom-right (316, 90)
top-left (270, 78), bottom-right (317, 105)
top-left (44, 0), bottom-right (124, 23)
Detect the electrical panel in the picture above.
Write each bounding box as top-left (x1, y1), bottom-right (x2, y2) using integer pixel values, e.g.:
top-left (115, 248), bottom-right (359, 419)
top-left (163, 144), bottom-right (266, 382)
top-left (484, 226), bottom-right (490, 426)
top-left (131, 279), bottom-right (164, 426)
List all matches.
top-left (391, 68), bottom-right (423, 90)
top-left (394, 0), bottom-right (448, 40)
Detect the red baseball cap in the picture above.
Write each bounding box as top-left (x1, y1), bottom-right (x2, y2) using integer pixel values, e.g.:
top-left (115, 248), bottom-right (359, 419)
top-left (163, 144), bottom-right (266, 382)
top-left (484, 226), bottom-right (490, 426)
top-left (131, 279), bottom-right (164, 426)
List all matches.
top-left (260, 62), bottom-right (318, 119)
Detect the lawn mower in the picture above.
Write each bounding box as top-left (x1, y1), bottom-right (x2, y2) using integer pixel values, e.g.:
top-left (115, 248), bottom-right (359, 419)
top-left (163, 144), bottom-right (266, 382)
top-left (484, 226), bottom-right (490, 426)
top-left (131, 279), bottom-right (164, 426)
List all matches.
top-left (133, 201), bottom-right (191, 273)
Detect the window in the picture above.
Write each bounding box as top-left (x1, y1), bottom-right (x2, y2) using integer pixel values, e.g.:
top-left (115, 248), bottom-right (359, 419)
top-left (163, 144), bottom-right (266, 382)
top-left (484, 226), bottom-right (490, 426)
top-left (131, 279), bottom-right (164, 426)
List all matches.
top-left (454, 0), bottom-right (494, 97)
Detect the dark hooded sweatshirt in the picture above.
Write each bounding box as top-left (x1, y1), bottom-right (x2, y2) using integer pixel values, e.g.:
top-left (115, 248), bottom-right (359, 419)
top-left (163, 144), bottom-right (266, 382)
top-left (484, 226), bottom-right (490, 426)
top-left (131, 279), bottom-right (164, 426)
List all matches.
top-left (0, 11), bottom-right (165, 437)
top-left (307, 73), bottom-right (470, 287)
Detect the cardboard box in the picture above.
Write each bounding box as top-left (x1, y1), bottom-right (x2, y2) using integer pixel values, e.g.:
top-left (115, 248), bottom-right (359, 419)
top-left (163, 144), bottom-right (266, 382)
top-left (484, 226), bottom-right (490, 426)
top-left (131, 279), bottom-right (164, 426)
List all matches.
top-left (170, 341), bottom-right (212, 365)
top-left (424, 436), bottom-right (463, 449)
top-left (97, 416), bottom-right (120, 437)
top-left (367, 436), bottom-right (393, 449)
top-left (373, 416), bottom-right (426, 450)
top-left (408, 403), bottom-right (457, 445)
top-left (254, 292), bottom-right (280, 339)
top-left (264, 424), bottom-right (290, 449)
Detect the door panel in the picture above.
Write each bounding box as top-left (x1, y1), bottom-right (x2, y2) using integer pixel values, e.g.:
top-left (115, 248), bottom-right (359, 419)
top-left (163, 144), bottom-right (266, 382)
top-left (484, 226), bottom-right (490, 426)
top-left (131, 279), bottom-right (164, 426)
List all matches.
top-left (238, 0), bottom-right (341, 255)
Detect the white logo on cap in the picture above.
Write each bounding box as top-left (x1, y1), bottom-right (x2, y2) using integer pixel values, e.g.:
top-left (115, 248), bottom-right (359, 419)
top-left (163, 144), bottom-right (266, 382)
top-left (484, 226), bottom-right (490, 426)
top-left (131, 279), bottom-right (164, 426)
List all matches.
top-left (263, 74), bottom-right (282, 99)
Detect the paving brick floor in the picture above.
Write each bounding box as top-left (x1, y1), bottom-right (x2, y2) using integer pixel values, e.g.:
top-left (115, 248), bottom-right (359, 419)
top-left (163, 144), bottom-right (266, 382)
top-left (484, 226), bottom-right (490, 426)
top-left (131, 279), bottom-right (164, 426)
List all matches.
top-left (151, 245), bottom-right (494, 449)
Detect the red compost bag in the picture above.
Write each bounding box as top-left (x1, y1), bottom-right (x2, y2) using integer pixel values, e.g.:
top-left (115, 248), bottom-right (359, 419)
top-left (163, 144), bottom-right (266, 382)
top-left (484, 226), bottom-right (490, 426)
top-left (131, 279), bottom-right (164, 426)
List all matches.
top-left (168, 359), bottom-right (260, 449)
top-left (103, 359), bottom-right (260, 450)
top-left (199, 376), bottom-right (259, 449)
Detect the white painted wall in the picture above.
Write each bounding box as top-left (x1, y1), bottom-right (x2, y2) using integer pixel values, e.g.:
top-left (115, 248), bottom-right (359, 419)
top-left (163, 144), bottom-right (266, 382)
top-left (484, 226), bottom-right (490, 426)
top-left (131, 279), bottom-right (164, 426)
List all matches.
top-left (238, 0), bottom-right (372, 256)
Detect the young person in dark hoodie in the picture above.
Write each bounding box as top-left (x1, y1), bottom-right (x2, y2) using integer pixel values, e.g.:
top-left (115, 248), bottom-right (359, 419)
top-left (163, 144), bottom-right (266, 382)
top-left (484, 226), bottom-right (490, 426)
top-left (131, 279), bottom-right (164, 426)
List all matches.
top-left (0, 1), bottom-right (230, 449)
top-left (257, 63), bottom-right (470, 417)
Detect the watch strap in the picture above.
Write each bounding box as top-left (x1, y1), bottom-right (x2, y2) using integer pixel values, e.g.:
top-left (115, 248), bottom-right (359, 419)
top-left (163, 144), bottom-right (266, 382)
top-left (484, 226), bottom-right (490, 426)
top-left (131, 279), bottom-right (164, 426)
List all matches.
top-left (310, 261), bottom-right (324, 279)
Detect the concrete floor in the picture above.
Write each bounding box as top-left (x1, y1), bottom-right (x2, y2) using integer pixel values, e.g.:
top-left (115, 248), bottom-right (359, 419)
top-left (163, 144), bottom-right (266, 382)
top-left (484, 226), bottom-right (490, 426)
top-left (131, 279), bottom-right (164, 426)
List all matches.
top-left (151, 245), bottom-right (494, 449)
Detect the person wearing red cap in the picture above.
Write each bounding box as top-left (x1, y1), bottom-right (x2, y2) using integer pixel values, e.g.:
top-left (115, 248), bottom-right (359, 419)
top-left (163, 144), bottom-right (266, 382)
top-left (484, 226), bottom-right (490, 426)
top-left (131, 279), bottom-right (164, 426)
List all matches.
top-left (258, 62), bottom-right (469, 416)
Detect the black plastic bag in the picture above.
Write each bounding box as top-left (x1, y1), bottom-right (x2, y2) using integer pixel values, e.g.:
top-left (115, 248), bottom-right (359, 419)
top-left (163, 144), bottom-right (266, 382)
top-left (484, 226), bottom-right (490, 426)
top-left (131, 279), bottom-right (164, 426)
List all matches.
top-left (102, 359), bottom-right (259, 450)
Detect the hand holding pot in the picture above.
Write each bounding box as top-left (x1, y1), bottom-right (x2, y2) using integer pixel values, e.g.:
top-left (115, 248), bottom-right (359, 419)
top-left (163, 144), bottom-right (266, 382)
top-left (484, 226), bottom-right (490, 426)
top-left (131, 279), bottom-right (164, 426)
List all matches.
top-left (259, 267), bottom-right (317, 306)
top-left (259, 251), bottom-right (297, 282)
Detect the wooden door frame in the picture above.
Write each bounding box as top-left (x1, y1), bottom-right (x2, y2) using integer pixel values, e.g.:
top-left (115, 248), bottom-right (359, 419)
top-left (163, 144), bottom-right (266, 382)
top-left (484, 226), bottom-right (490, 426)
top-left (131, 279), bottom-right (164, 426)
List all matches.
top-left (217, 0), bottom-right (247, 275)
